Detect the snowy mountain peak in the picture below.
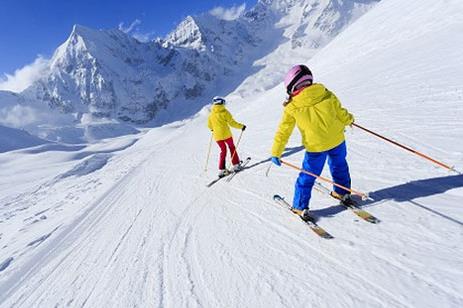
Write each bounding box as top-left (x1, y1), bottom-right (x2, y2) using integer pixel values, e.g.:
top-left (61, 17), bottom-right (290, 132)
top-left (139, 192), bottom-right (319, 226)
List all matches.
top-left (5, 0), bottom-right (380, 131)
top-left (71, 24), bottom-right (95, 38)
top-left (63, 24), bottom-right (108, 53)
top-left (257, 0), bottom-right (299, 11)
top-left (163, 16), bottom-right (205, 50)
top-left (50, 24), bottom-right (100, 69)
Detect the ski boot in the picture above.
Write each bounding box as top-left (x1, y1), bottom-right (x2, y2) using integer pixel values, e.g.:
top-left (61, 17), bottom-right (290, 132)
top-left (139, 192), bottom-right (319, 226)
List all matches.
top-left (341, 194), bottom-right (356, 206)
top-left (331, 191), bottom-right (356, 207)
top-left (218, 169), bottom-right (230, 178)
top-left (231, 163), bottom-right (242, 172)
top-left (291, 208), bottom-right (316, 223)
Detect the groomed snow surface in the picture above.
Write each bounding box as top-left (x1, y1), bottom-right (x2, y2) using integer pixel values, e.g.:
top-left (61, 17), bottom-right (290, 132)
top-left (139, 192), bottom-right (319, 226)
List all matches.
top-left (1, 0), bottom-right (463, 307)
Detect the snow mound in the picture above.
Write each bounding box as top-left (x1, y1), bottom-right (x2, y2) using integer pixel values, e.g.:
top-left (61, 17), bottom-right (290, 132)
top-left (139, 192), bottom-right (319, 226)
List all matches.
top-left (58, 154), bottom-right (112, 178)
top-left (83, 122), bottom-right (139, 142)
top-left (0, 125), bottom-right (48, 153)
top-left (34, 122), bottom-right (140, 144)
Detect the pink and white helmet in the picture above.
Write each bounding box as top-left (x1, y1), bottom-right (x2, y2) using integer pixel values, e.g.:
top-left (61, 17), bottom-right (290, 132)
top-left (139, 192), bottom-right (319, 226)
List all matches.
top-left (284, 64), bottom-right (313, 95)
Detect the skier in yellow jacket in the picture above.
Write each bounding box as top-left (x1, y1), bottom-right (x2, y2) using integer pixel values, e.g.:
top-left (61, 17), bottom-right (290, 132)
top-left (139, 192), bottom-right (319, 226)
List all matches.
top-left (208, 96), bottom-right (246, 177)
top-left (271, 65), bottom-right (354, 221)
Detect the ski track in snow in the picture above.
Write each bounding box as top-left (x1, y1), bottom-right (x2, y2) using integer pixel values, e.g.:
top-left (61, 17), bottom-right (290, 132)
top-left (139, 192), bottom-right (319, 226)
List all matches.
top-left (224, 193), bottom-right (403, 307)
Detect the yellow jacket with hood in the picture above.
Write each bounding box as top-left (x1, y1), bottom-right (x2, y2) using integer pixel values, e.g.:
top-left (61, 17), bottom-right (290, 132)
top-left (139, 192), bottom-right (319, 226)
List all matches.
top-left (208, 104), bottom-right (244, 141)
top-left (271, 83), bottom-right (354, 156)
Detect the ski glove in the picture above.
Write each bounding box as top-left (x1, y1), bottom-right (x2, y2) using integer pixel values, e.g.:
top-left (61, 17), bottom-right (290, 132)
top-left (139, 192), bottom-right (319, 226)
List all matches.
top-left (242, 125), bottom-right (246, 131)
top-left (271, 156), bottom-right (281, 166)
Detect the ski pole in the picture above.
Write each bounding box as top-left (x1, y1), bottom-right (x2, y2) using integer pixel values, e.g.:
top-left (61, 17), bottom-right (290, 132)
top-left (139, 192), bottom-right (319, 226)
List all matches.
top-left (230, 130), bottom-right (244, 165)
top-left (352, 123), bottom-right (459, 173)
top-left (265, 163), bottom-right (272, 177)
top-left (204, 133), bottom-right (213, 172)
top-left (281, 160), bottom-right (372, 201)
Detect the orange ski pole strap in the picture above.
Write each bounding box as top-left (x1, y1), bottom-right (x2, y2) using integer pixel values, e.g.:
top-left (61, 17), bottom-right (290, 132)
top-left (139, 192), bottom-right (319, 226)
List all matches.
top-left (352, 123), bottom-right (459, 173)
top-left (281, 160), bottom-right (372, 201)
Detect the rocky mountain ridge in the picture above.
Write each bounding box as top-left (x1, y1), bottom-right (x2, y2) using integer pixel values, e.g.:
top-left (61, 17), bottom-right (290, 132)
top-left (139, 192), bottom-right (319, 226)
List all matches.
top-left (1, 0), bottom-right (379, 129)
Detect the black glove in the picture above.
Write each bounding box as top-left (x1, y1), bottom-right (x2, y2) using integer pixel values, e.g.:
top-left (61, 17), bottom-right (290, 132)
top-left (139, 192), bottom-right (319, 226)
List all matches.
top-left (242, 125), bottom-right (247, 131)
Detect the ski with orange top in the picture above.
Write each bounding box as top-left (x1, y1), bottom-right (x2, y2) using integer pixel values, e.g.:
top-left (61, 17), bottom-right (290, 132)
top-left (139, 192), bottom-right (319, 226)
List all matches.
top-left (313, 182), bottom-right (380, 224)
top-left (273, 194), bottom-right (333, 239)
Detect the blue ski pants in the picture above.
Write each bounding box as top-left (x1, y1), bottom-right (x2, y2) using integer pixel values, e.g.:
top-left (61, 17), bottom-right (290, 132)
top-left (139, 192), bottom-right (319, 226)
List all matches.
top-left (293, 141), bottom-right (351, 210)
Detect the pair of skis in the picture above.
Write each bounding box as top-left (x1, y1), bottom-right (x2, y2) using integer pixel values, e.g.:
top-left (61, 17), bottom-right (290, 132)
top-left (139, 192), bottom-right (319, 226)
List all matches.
top-left (206, 157), bottom-right (251, 187)
top-left (207, 157), bottom-right (378, 239)
top-left (274, 182), bottom-right (379, 239)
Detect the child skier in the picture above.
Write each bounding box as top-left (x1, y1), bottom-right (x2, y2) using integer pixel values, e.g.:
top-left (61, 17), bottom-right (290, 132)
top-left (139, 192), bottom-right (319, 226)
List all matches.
top-left (270, 65), bottom-right (355, 221)
top-left (208, 96), bottom-right (246, 177)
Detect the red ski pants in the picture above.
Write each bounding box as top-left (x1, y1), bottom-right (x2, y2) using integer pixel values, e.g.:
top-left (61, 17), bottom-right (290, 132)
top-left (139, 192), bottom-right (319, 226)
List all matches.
top-left (217, 137), bottom-right (240, 170)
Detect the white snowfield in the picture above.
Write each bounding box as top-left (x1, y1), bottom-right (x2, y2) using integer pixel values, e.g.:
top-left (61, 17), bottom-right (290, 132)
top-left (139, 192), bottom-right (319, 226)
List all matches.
top-left (1, 0), bottom-right (463, 307)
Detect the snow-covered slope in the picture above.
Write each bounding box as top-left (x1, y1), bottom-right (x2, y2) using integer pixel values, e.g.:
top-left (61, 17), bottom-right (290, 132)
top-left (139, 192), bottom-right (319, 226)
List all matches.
top-left (0, 90), bottom-right (78, 142)
top-left (0, 125), bottom-right (48, 153)
top-left (1, 0), bottom-right (463, 307)
top-left (233, 0), bottom-right (379, 95)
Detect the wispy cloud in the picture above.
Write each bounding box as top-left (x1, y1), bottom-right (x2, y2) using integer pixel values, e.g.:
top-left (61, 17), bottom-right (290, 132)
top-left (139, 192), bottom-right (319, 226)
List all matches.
top-left (132, 32), bottom-right (156, 43)
top-left (0, 56), bottom-right (49, 93)
top-left (118, 19), bottom-right (142, 33)
top-left (0, 104), bottom-right (39, 127)
top-left (210, 3), bottom-right (246, 21)
top-left (118, 19), bottom-right (154, 42)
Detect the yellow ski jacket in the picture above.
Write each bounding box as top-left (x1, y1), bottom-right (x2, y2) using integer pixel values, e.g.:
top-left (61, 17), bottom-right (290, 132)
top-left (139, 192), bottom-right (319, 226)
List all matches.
top-left (271, 83), bottom-right (354, 156)
top-left (208, 105), bottom-right (244, 141)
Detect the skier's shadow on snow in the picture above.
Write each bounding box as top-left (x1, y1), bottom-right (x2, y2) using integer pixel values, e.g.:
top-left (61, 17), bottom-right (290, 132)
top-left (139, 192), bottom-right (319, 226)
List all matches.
top-left (313, 174), bottom-right (463, 226)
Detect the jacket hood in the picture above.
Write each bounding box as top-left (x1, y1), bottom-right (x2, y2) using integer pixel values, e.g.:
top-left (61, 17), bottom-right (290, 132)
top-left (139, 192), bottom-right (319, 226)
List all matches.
top-left (212, 104), bottom-right (226, 113)
top-left (291, 83), bottom-right (328, 108)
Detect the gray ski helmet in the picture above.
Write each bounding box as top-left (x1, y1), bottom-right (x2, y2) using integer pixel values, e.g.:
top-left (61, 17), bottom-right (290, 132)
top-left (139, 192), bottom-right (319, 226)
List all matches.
top-left (212, 96), bottom-right (226, 105)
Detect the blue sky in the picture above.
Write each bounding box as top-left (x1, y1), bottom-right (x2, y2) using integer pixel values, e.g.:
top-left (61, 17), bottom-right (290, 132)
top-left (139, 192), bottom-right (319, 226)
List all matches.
top-left (0, 0), bottom-right (256, 76)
